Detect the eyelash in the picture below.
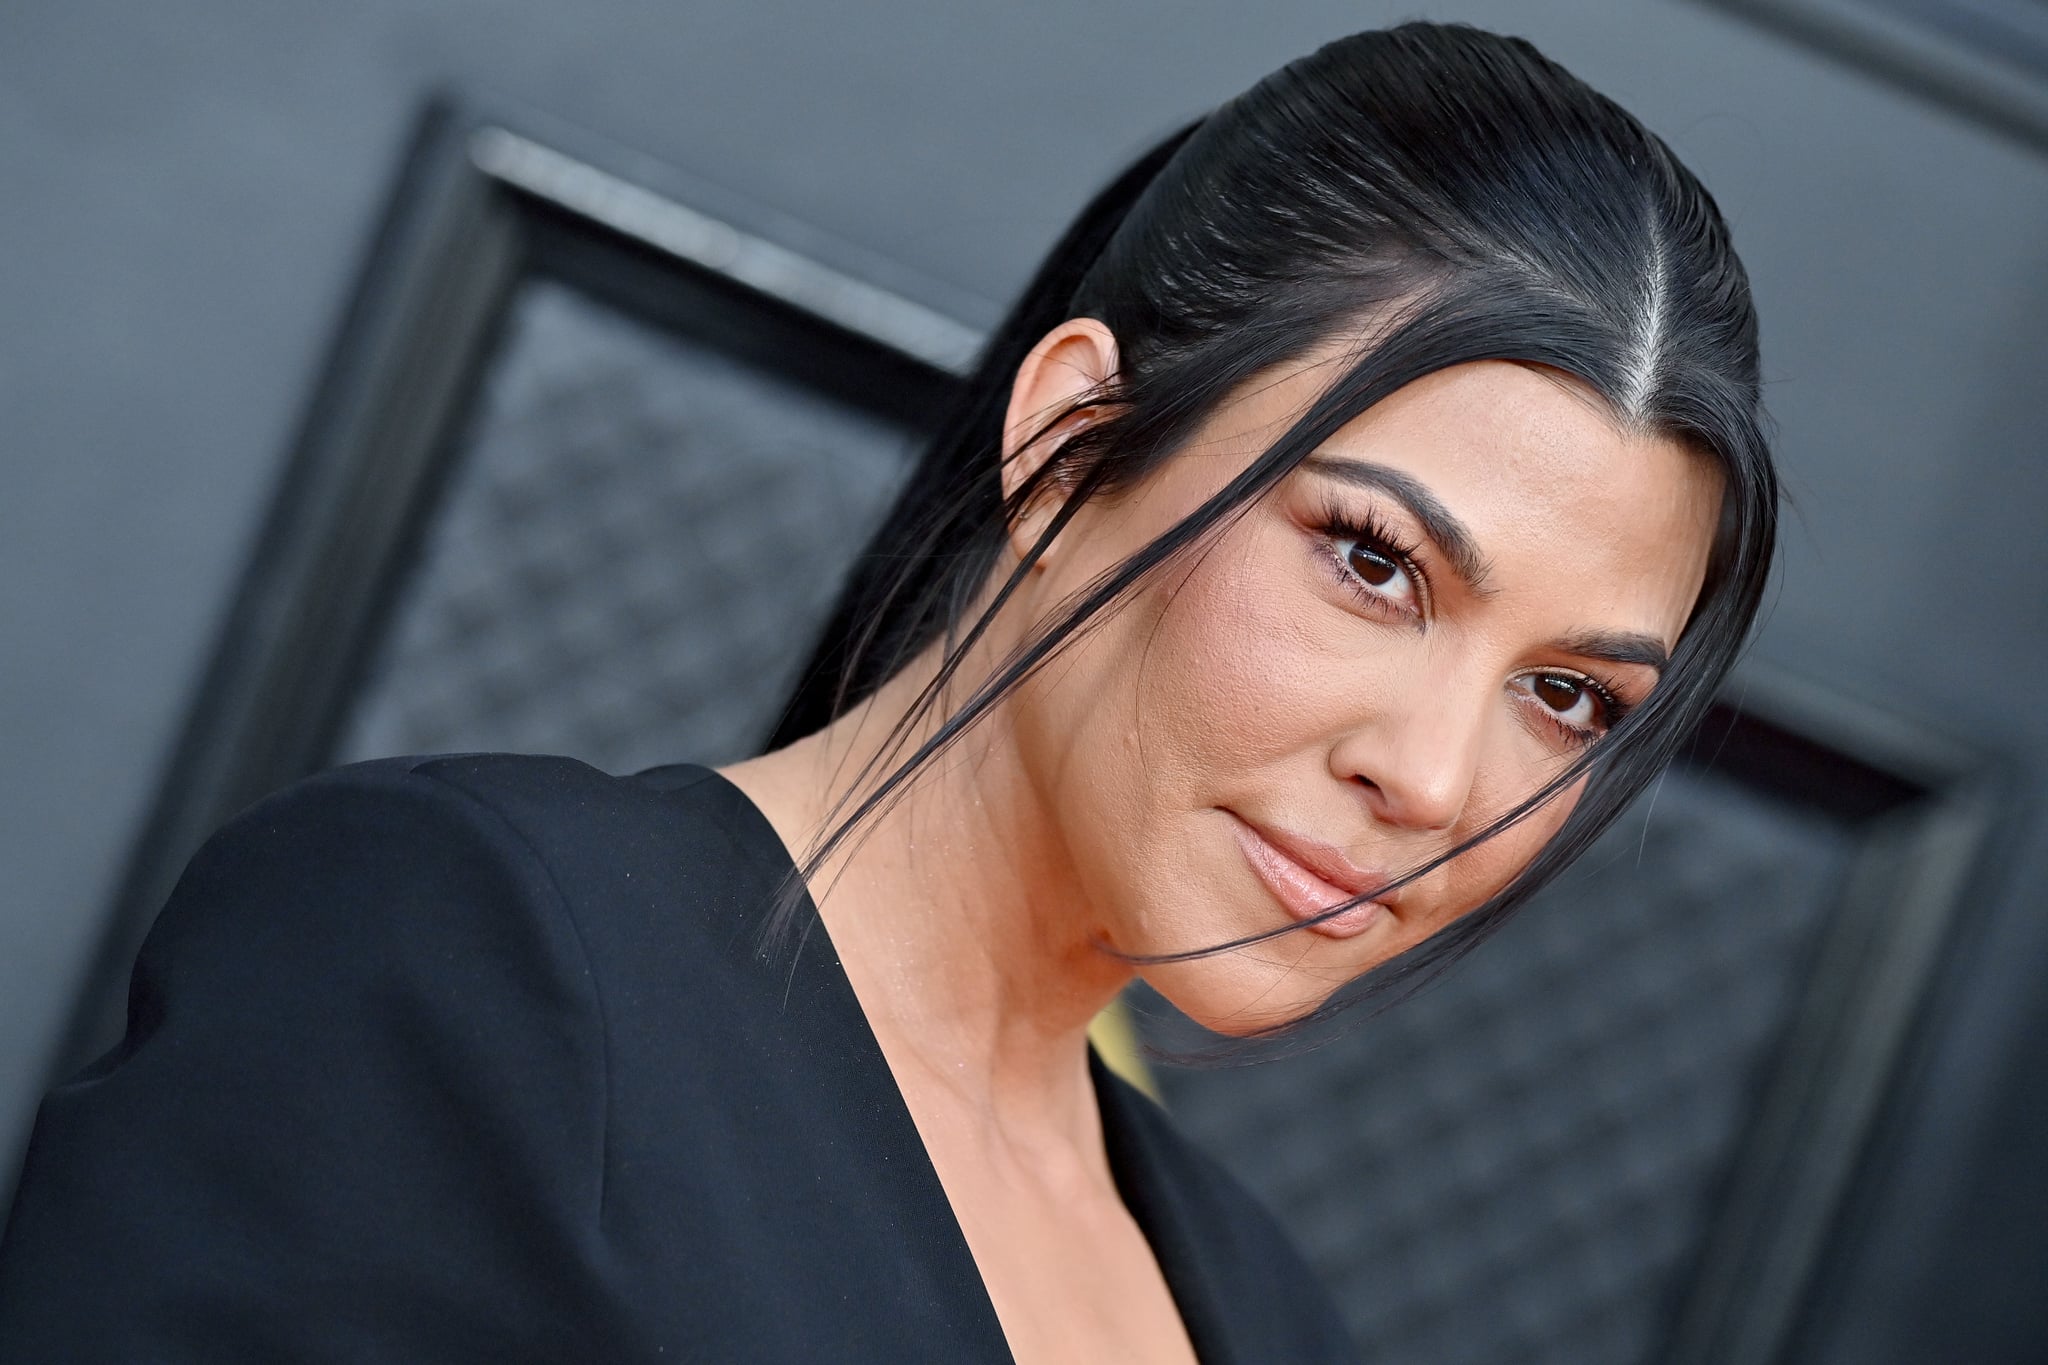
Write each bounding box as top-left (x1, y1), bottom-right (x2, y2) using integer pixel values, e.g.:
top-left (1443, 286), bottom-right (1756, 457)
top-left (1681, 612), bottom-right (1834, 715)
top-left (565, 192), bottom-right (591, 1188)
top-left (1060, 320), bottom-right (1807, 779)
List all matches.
top-left (1312, 499), bottom-right (1429, 623)
top-left (1522, 670), bottom-right (1632, 749)
top-left (1311, 497), bottom-right (1634, 748)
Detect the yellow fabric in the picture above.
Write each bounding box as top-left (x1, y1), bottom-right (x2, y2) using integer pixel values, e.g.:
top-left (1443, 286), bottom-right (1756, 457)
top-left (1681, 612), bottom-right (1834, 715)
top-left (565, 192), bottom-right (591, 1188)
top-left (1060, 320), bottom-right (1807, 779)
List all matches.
top-left (1086, 997), bottom-right (1159, 1101)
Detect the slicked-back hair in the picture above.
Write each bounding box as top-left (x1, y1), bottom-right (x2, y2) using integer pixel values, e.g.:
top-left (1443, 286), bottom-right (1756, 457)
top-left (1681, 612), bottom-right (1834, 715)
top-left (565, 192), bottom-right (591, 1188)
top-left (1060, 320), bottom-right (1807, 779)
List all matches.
top-left (767, 22), bottom-right (1777, 1032)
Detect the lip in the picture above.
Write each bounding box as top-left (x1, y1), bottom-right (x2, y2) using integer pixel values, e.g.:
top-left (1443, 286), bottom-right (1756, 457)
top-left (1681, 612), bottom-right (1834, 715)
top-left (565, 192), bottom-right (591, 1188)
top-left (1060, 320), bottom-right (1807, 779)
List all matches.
top-left (1226, 811), bottom-right (1394, 940)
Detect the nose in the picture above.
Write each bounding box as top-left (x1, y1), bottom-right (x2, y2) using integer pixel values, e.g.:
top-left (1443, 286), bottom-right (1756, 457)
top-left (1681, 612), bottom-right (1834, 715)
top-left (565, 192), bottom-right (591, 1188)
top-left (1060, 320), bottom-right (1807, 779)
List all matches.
top-left (1328, 671), bottom-right (1488, 833)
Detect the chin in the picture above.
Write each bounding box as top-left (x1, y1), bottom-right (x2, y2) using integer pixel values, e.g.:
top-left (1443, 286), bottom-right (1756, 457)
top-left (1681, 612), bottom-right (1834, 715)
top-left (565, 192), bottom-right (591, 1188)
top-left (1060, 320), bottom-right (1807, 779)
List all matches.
top-left (1115, 858), bottom-right (1385, 1038)
top-left (1136, 950), bottom-right (1348, 1040)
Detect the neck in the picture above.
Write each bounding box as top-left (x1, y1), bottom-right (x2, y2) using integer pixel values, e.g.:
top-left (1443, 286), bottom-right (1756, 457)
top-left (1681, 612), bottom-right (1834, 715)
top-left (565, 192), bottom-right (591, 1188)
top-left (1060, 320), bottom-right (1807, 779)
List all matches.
top-left (722, 655), bottom-right (1134, 1134)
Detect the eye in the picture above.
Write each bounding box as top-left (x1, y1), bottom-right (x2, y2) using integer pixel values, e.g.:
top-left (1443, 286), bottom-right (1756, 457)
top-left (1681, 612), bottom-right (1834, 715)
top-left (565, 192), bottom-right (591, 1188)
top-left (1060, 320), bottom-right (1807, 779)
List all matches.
top-left (1511, 671), bottom-right (1620, 743)
top-left (1345, 541), bottom-right (1403, 589)
top-left (1323, 513), bottom-right (1425, 619)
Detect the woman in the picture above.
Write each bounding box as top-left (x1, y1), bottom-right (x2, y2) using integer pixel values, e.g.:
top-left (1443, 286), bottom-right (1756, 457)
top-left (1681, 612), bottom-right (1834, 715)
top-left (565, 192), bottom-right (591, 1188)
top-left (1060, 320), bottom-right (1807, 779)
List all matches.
top-left (0, 21), bottom-right (1774, 1364)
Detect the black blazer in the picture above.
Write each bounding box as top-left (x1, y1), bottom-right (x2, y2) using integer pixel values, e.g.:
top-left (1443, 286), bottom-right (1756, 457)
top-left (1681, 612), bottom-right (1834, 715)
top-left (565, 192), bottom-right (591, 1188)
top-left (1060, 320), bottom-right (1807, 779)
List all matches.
top-left (0, 755), bottom-right (1358, 1362)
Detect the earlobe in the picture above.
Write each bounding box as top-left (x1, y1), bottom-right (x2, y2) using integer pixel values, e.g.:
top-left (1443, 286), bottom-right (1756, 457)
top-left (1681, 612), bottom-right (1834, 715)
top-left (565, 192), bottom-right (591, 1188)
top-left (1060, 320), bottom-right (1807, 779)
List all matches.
top-left (1000, 318), bottom-right (1121, 566)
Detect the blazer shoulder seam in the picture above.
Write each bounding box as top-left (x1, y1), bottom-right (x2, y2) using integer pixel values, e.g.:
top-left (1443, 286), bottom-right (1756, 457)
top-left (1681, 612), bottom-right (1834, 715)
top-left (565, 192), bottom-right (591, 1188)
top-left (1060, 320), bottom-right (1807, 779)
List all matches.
top-left (402, 761), bottom-right (618, 1223)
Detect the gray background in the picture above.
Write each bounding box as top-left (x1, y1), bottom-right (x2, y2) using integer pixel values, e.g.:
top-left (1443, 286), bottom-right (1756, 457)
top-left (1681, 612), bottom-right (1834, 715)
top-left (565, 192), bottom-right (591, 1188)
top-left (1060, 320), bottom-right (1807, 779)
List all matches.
top-left (4, 1), bottom-right (2044, 1358)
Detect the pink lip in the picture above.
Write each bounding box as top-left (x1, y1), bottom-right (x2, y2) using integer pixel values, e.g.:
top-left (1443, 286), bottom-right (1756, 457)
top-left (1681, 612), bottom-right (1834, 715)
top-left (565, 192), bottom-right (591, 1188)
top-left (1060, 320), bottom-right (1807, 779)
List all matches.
top-left (1227, 812), bottom-right (1394, 940)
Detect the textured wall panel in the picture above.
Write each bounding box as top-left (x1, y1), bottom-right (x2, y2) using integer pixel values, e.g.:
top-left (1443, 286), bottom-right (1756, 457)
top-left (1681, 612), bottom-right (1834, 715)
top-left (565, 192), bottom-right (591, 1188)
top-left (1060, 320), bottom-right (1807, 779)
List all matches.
top-left (338, 281), bottom-right (915, 772)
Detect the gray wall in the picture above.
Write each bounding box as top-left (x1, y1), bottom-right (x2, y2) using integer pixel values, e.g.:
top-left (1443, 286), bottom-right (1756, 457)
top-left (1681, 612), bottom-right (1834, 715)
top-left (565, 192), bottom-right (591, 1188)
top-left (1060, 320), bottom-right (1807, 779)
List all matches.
top-left (5, 1), bottom-right (2044, 1356)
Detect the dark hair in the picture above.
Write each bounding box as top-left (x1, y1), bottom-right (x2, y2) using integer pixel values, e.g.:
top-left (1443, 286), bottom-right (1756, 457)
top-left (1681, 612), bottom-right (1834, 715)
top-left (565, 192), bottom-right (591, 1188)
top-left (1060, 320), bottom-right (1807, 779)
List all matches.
top-left (767, 21), bottom-right (1776, 1029)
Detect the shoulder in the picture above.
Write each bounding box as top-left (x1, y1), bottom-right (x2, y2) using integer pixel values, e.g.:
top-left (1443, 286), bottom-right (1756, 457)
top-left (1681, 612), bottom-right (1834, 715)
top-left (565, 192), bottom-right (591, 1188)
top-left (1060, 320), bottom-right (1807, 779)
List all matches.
top-left (1, 754), bottom-right (809, 1359)
top-left (134, 755), bottom-right (643, 1014)
top-left (60, 753), bottom-right (657, 1121)
top-left (0, 756), bottom-right (672, 1357)
top-left (50, 749), bottom-right (770, 1141)
top-left (1094, 1059), bottom-right (1360, 1361)
top-left (386, 753), bottom-right (804, 998)
top-left (396, 751), bottom-right (788, 908)
top-left (127, 752), bottom-right (794, 1056)
top-left (164, 751), bottom-right (767, 961)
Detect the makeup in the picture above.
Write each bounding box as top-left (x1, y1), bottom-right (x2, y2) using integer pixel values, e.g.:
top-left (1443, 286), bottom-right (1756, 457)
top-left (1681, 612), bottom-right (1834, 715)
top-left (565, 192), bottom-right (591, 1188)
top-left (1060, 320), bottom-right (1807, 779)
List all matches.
top-left (1227, 812), bottom-right (1392, 939)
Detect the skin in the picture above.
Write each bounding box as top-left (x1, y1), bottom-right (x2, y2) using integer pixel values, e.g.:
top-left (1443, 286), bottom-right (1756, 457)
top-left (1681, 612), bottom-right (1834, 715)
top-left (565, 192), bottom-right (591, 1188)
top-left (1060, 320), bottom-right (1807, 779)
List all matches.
top-left (724, 319), bottom-right (1723, 1364)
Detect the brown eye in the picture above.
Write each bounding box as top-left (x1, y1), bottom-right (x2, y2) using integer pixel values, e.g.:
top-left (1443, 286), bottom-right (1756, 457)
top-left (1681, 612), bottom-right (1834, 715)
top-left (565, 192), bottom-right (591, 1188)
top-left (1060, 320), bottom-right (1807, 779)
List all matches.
top-left (1325, 521), bottom-right (1422, 617)
top-left (1512, 671), bottom-right (1624, 744)
top-left (1346, 543), bottom-right (1399, 587)
top-left (1532, 675), bottom-right (1583, 713)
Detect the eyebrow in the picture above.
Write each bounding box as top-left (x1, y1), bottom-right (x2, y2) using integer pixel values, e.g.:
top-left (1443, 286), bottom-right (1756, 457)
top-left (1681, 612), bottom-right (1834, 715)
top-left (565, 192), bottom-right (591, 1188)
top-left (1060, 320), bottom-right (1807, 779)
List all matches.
top-left (1302, 455), bottom-right (1676, 673)
top-left (1302, 456), bottom-right (1495, 594)
top-left (1558, 629), bottom-right (1672, 675)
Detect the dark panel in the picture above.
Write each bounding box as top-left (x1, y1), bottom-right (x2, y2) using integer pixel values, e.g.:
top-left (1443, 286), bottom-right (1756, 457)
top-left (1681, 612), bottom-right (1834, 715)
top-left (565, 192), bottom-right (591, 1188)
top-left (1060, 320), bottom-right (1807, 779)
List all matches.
top-left (337, 279), bottom-right (917, 771)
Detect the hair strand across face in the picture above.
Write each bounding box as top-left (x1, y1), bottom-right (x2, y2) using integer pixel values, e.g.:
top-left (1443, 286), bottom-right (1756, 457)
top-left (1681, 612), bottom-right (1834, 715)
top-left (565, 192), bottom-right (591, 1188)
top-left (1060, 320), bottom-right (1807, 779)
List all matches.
top-left (765, 21), bottom-right (1778, 1038)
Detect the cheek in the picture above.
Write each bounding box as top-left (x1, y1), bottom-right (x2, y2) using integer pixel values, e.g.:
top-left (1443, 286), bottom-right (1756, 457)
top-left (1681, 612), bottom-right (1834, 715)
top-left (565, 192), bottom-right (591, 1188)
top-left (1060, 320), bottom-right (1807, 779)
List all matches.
top-left (1022, 560), bottom-right (1300, 848)
top-left (1424, 773), bottom-right (1584, 934)
top-left (1121, 531), bottom-right (1402, 783)
top-left (1013, 527), bottom-right (1375, 920)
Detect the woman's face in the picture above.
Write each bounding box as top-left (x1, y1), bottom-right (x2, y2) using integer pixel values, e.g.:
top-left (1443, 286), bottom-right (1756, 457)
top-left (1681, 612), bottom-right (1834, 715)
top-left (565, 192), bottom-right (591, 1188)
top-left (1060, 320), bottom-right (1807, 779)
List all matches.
top-left (1001, 348), bottom-right (1723, 1035)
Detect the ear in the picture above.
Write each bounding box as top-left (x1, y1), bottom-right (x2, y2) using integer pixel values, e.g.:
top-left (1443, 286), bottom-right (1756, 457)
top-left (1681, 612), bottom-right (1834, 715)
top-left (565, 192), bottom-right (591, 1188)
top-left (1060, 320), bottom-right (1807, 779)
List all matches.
top-left (999, 318), bottom-right (1121, 565)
